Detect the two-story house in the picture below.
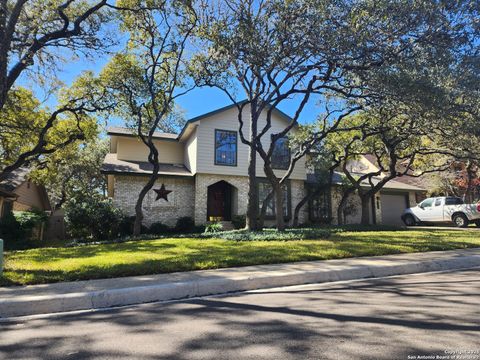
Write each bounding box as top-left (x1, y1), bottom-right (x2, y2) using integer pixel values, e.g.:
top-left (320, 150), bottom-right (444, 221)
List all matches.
top-left (102, 103), bottom-right (425, 228)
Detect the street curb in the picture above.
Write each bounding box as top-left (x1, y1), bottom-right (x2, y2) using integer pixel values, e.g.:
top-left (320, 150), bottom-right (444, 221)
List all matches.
top-left (1, 250), bottom-right (480, 318)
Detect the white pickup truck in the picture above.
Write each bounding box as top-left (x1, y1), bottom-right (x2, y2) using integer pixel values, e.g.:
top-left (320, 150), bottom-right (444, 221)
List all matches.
top-left (402, 196), bottom-right (480, 228)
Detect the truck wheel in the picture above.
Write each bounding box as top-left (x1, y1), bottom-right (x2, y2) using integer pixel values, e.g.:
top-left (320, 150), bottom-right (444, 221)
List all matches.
top-left (453, 213), bottom-right (469, 228)
top-left (403, 214), bottom-right (416, 226)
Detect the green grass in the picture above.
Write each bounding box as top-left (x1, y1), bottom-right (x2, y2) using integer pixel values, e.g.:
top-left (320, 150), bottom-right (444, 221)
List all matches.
top-left (1, 229), bottom-right (479, 286)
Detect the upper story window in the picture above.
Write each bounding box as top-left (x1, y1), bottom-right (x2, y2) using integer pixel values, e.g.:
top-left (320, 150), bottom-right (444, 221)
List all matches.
top-left (215, 129), bottom-right (237, 166)
top-left (271, 136), bottom-right (290, 170)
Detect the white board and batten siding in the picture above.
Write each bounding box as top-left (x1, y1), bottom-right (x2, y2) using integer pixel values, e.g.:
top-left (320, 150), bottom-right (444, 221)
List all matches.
top-left (192, 105), bottom-right (306, 180)
top-left (116, 136), bottom-right (185, 165)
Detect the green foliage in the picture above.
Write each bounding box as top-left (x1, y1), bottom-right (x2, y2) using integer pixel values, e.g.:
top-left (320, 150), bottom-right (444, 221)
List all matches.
top-left (210, 228), bottom-right (331, 241)
top-left (0, 210), bottom-right (48, 250)
top-left (3, 229), bottom-right (479, 286)
top-left (30, 135), bottom-right (108, 209)
top-left (13, 209), bottom-right (48, 229)
top-left (231, 215), bottom-right (246, 230)
top-left (64, 192), bottom-right (125, 241)
top-left (174, 217), bottom-right (195, 233)
top-left (149, 222), bottom-right (171, 235)
top-left (204, 222), bottom-right (223, 233)
top-left (0, 213), bottom-right (28, 250)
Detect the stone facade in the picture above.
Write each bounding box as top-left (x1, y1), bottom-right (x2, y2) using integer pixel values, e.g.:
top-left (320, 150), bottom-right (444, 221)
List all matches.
top-left (113, 175), bottom-right (195, 227)
top-left (194, 173), bottom-right (250, 225)
top-left (289, 179), bottom-right (308, 225)
top-left (112, 173), bottom-right (308, 227)
top-left (330, 187), bottom-right (380, 225)
top-left (330, 187), bottom-right (419, 225)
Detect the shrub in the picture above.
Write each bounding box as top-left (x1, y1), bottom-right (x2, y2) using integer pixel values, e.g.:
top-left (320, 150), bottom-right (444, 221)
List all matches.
top-left (329, 224), bottom-right (404, 233)
top-left (118, 216), bottom-right (149, 236)
top-left (205, 228), bottom-right (331, 241)
top-left (0, 210), bottom-right (48, 250)
top-left (231, 215), bottom-right (246, 230)
top-left (204, 222), bottom-right (223, 233)
top-left (175, 216), bottom-right (195, 233)
top-left (149, 222), bottom-right (171, 235)
top-left (64, 192), bottom-right (125, 241)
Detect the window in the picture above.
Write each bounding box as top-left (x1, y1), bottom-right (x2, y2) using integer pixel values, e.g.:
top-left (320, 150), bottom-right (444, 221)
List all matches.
top-left (257, 180), bottom-right (290, 218)
top-left (445, 197), bottom-right (464, 205)
top-left (434, 198), bottom-right (442, 206)
top-left (215, 130), bottom-right (237, 166)
top-left (309, 188), bottom-right (331, 223)
top-left (271, 137), bottom-right (290, 170)
top-left (420, 198), bottom-right (434, 208)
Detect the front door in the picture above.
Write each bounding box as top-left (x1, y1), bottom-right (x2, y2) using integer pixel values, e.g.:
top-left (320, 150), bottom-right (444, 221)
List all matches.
top-left (207, 181), bottom-right (232, 221)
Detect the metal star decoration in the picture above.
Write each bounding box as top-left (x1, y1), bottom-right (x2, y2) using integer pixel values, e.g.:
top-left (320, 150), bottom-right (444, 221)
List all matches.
top-left (153, 184), bottom-right (172, 201)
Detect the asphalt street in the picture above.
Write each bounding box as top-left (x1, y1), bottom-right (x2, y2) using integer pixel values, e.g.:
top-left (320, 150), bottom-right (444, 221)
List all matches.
top-left (1, 268), bottom-right (479, 360)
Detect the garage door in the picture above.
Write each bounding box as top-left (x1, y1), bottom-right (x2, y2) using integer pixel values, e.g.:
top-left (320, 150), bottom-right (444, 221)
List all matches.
top-left (381, 193), bottom-right (408, 226)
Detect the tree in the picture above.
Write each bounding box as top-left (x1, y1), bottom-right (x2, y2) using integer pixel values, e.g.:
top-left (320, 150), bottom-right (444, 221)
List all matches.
top-left (193, 0), bottom-right (467, 230)
top-left (0, 74), bottom-right (110, 182)
top-left (99, 0), bottom-right (196, 236)
top-left (429, 161), bottom-right (480, 203)
top-left (0, 0), bottom-right (114, 109)
top-left (30, 134), bottom-right (108, 210)
top-left (0, 0), bottom-right (117, 181)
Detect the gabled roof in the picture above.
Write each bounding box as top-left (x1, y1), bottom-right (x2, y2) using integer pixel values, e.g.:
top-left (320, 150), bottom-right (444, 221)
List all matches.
top-left (101, 153), bottom-right (192, 177)
top-left (107, 127), bottom-right (178, 141)
top-left (0, 167), bottom-right (30, 193)
top-left (108, 100), bottom-right (296, 142)
top-left (307, 171), bottom-right (426, 192)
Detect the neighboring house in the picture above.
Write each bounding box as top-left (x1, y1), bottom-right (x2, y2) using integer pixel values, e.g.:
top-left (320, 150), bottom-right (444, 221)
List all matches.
top-left (318, 155), bottom-right (427, 226)
top-left (0, 167), bottom-right (51, 219)
top-left (102, 103), bottom-right (426, 227)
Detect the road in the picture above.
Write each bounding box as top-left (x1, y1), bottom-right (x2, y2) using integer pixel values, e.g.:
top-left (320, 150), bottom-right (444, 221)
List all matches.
top-left (1, 269), bottom-right (479, 360)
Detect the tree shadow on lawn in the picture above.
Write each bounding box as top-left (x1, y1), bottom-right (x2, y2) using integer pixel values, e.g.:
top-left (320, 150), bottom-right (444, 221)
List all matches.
top-left (5, 241), bottom-right (180, 263)
top-left (2, 231), bottom-right (479, 286)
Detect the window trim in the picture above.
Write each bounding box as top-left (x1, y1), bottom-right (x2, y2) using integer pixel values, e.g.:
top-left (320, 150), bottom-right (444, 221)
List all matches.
top-left (271, 135), bottom-right (291, 170)
top-left (308, 184), bottom-right (332, 224)
top-left (214, 129), bottom-right (238, 167)
top-left (256, 178), bottom-right (292, 220)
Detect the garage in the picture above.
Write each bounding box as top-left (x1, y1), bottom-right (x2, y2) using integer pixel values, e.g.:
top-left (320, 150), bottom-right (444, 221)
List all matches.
top-left (381, 193), bottom-right (408, 225)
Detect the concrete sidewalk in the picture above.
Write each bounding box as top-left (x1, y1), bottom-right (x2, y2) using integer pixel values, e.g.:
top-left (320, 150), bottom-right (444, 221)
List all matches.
top-left (1, 248), bottom-right (480, 318)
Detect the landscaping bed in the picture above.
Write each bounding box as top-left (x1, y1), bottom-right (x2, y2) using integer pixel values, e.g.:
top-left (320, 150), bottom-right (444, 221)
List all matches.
top-left (1, 228), bottom-right (479, 286)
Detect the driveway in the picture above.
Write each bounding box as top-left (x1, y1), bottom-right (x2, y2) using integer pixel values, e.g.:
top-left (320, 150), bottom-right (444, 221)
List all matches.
top-left (1, 269), bottom-right (479, 360)
top-left (407, 225), bottom-right (480, 231)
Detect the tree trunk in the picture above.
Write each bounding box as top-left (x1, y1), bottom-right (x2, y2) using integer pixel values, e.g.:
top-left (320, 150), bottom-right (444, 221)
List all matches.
top-left (360, 194), bottom-right (371, 225)
top-left (258, 190), bottom-right (273, 229)
top-left (293, 194), bottom-right (309, 227)
top-left (133, 174), bottom-right (157, 236)
top-left (465, 161), bottom-right (474, 203)
top-left (336, 188), bottom-right (353, 225)
top-left (245, 102), bottom-right (259, 231)
top-left (337, 197), bottom-right (345, 225)
top-left (274, 183), bottom-right (285, 231)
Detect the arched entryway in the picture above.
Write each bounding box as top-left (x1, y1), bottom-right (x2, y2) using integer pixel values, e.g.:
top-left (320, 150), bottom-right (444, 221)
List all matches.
top-left (207, 181), bottom-right (235, 221)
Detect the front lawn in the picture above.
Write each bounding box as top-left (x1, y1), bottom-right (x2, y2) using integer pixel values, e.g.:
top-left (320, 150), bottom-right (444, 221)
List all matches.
top-left (1, 229), bottom-right (479, 286)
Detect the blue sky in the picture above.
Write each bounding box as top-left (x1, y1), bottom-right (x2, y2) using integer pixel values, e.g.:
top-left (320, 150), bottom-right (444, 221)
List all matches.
top-left (25, 54), bottom-right (322, 131)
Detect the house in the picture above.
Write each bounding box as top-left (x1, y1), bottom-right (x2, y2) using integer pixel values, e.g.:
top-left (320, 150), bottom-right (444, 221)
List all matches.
top-left (102, 103), bottom-right (426, 228)
top-left (0, 167), bottom-right (51, 219)
top-left (324, 155), bottom-right (427, 226)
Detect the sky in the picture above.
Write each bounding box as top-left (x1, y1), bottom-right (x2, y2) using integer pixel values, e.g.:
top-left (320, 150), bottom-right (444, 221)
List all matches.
top-left (23, 53), bottom-right (322, 132)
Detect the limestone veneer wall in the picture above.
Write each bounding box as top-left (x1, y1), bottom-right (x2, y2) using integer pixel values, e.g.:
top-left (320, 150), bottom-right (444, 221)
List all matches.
top-left (113, 175), bottom-right (195, 227)
top-left (113, 174), bottom-right (308, 227)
